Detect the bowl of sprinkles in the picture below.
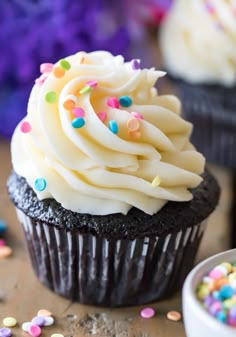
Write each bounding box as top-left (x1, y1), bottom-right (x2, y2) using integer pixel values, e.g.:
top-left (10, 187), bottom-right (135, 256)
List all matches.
top-left (183, 249), bottom-right (236, 337)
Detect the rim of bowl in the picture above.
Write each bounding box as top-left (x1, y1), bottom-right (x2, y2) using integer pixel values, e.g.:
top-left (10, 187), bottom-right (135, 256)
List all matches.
top-left (183, 248), bottom-right (236, 334)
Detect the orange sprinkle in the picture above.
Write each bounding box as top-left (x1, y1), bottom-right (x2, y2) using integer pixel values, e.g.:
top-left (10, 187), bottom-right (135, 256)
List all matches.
top-left (167, 311), bottom-right (182, 322)
top-left (128, 130), bottom-right (141, 139)
top-left (53, 67), bottom-right (65, 78)
top-left (63, 99), bottom-right (76, 110)
top-left (214, 278), bottom-right (229, 290)
top-left (37, 309), bottom-right (52, 317)
top-left (80, 57), bottom-right (85, 64)
top-left (0, 246), bottom-right (12, 258)
top-left (127, 118), bottom-right (140, 132)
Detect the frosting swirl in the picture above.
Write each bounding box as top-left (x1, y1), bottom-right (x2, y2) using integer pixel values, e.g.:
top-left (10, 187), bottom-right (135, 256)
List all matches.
top-left (11, 51), bottom-right (205, 215)
top-left (160, 0), bottom-right (236, 87)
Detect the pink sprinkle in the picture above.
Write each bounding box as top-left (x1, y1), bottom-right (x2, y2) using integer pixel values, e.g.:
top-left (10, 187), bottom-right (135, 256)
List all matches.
top-left (107, 97), bottom-right (119, 109)
top-left (0, 239), bottom-right (6, 247)
top-left (131, 112), bottom-right (144, 120)
top-left (205, 3), bottom-right (215, 14)
top-left (140, 307), bottom-right (155, 319)
top-left (40, 63), bottom-right (54, 74)
top-left (35, 74), bottom-right (47, 86)
top-left (86, 80), bottom-right (98, 88)
top-left (208, 269), bottom-right (223, 280)
top-left (97, 112), bottom-right (107, 122)
top-left (20, 121), bottom-right (31, 133)
top-left (28, 324), bottom-right (41, 337)
top-left (73, 107), bottom-right (85, 118)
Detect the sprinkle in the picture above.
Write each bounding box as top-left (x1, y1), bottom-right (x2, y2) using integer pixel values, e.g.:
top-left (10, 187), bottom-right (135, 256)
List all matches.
top-left (3, 317), bottom-right (17, 328)
top-left (28, 324), bottom-right (41, 337)
top-left (131, 112), bottom-right (144, 120)
top-left (73, 107), bottom-right (85, 118)
top-left (97, 112), bottom-right (107, 122)
top-left (0, 220), bottom-right (7, 234)
top-left (63, 95), bottom-right (78, 110)
top-left (128, 130), bottom-right (141, 139)
top-left (108, 120), bottom-right (118, 134)
top-left (107, 97), bottom-right (119, 109)
top-left (51, 334), bottom-right (64, 337)
top-left (0, 327), bottom-right (12, 337)
top-left (22, 322), bottom-right (32, 332)
top-left (43, 316), bottom-right (54, 326)
top-left (45, 91), bottom-right (57, 104)
top-left (205, 2), bottom-right (215, 14)
top-left (59, 59), bottom-right (71, 70)
top-left (167, 311), bottom-right (182, 322)
top-left (20, 121), bottom-right (31, 133)
top-left (119, 96), bottom-right (132, 107)
top-left (79, 86), bottom-right (91, 95)
top-left (35, 74), bottom-right (47, 86)
top-left (140, 308), bottom-right (155, 319)
top-left (40, 63), bottom-right (53, 74)
top-left (209, 269), bottom-right (223, 280)
top-left (53, 67), bottom-right (65, 78)
top-left (80, 57), bottom-right (85, 64)
top-left (127, 118), bottom-right (140, 132)
top-left (31, 316), bottom-right (45, 327)
top-left (131, 59), bottom-right (141, 70)
top-left (37, 309), bottom-right (52, 317)
top-left (151, 176), bottom-right (161, 187)
top-left (0, 246), bottom-right (12, 258)
top-left (34, 178), bottom-right (47, 192)
top-left (0, 239), bottom-right (6, 247)
top-left (86, 80), bottom-right (98, 87)
top-left (72, 117), bottom-right (85, 128)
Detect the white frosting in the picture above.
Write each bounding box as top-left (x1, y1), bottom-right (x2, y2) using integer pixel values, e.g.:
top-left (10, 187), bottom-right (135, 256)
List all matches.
top-left (11, 51), bottom-right (205, 215)
top-left (160, 0), bottom-right (236, 87)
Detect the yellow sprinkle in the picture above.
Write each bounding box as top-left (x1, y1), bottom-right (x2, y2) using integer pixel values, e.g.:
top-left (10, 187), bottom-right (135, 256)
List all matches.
top-left (3, 317), bottom-right (17, 327)
top-left (151, 176), bottom-right (161, 187)
top-left (220, 262), bottom-right (233, 274)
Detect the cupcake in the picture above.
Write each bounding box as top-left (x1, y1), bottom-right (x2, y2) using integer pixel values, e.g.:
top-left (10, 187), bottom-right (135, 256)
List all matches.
top-left (160, 0), bottom-right (236, 168)
top-left (8, 51), bottom-right (220, 307)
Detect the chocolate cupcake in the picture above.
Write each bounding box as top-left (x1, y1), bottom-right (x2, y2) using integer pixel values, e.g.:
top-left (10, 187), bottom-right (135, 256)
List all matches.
top-left (160, 0), bottom-right (236, 168)
top-left (8, 51), bottom-right (219, 306)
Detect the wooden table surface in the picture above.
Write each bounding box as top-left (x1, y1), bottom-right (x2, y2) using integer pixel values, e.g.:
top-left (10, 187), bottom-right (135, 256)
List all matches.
top-left (0, 139), bottom-right (231, 337)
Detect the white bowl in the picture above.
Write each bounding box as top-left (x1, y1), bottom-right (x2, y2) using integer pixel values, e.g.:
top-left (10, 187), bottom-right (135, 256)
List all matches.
top-left (183, 249), bottom-right (236, 337)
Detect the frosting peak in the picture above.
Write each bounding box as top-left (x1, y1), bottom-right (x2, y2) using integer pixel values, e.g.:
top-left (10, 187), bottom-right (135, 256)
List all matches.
top-left (11, 51), bottom-right (205, 215)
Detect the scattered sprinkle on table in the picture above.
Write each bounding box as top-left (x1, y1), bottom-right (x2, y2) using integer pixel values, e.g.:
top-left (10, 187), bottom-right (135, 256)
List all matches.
top-left (28, 324), bottom-right (41, 337)
top-left (0, 327), bottom-right (12, 337)
top-left (0, 220), bottom-right (7, 234)
top-left (167, 311), bottom-right (182, 322)
top-left (2, 317), bottom-right (17, 328)
top-left (51, 334), bottom-right (64, 337)
top-left (43, 316), bottom-right (54, 326)
top-left (22, 322), bottom-right (31, 332)
top-left (140, 307), bottom-right (155, 319)
top-left (37, 309), bottom-right (52, 317)
top-left (0, 246), bottom-right (12, 258)
top-left (31, 316), bottom-right (45, 327)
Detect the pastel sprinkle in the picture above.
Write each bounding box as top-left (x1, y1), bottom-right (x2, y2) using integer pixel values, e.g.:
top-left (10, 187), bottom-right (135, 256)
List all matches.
top-left (0, 246), bottom-right (12, 258)
top-left (73, 107), bottom-right (85, 118)
top-left (22, 322), bottom-right (32, 332)
top-left (128, 130), bottom-right (141, 140)
top-left (151, 176), bottom-right (161, 187)
top-left (37, 309), bottom-right (52, 317)
top-left (167, 311), bottom-right (182, 322)
top-left (59, 59), bottom-right (71, 70)
top-left (131, 59), bottom-right (141, 70)
top-left (35, 74), bottom-right (47, 85)
top-left (20, 121), bottom-right (31, 133)
top-left (97, 112), bottom-right (107, 122)
top-left (3, 317), bottom-right (17, 328)
top-left (43, 316), bottom-right (54, 326)
top-left (40, 63), bottom-right (53, 74)
top-left (86, 80), bottom-right (98, 87)
top-left (45, 91), bottom-right (57, 104)
top-left (119, 96), bottom-right (132, 107)
top-left (140, 307), bottom-right (155, 319)
top-left (0, 239), bottom-right (6, 247)
top-left (79, 86), bottom-right (91, 95)
top-left (28, 324), bottom-right (41, 337)
top-left (107, 97), bottom-right (119, 109)
top-left (0, 327), bottom-right (12, 337)
top-left (51, 334), bottom-right (64, 337)
top-left (34, 178), bottom-right (47, 192)
top-left (131, 112), bottom-right (144, 120)
top-left (63, 95), bottom-right (78, 110)
top-left (0, 220), bottom-right (7, 234)
top-left (108, 120), bottom-right (118, 134)
top-left (31, 316), bottom-right (45, 327)
top-left (53, 67), bottom-right (65, 78)
top-left (127, 118), bottom-right (140, 132)
top-left (209, 269), bottom-right (224, 280)
top-left (72, 117), bottom-right (85, 128)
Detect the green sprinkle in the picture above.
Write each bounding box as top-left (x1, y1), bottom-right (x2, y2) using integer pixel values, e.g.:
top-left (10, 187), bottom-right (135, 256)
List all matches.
top-left (59, 59), bottom-right (71, 70)
top-left (72, 117), bottom-right (85, 128)
top-left (80, 86), bottom-right (91, 95)
top-left (45, 91), bottom-right (57, 103)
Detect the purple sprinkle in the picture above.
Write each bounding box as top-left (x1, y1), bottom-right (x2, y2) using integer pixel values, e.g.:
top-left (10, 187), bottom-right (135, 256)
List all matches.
top-left (203, 295), bottom-right (214, 307)
top-left (31, 316), bottom-right (45, 327)
top-left (229, 307), bottom-right (236, 319)
top-left (0, 327), bottom-right (12, 337)
top-left (131, 59), bottom-right (141, 70)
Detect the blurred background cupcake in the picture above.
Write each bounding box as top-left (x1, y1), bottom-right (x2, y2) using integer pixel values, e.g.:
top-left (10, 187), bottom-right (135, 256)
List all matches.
top-left (160, 0), bottom-right (236, 168)
top-left (0, 0), bottom-right (172, 139)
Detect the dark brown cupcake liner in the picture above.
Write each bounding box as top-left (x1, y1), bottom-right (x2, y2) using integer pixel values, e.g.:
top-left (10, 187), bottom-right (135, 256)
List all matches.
top-left (16, 208), bottom-right (207, 307)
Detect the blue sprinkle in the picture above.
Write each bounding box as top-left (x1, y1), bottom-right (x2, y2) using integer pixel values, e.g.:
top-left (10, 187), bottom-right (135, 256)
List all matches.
top-left (219, 285), bottom-right (234, 299)
top-left (212, 291), bottom-right (223, 301)
top-left (35, 178), bottom-right (47, 192)
top-left (119, 96), bottom-right (132, 107)
top-left (109, 120), bottom-right (118, 134)
top-left (72, 117), bottom-right (85, 128)
top-left (0, 220), bottom-right (7, 234)
top-left (216, 311), bottom-right (226, 323)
